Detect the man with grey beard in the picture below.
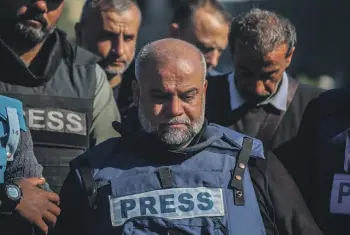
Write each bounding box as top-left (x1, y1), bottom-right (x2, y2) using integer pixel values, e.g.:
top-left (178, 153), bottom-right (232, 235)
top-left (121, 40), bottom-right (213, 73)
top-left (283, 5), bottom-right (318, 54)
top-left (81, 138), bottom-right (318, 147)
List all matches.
top-left (0, 0), bottom-right (120, 194)
top-left (54, 38), bottom-right (321, 235)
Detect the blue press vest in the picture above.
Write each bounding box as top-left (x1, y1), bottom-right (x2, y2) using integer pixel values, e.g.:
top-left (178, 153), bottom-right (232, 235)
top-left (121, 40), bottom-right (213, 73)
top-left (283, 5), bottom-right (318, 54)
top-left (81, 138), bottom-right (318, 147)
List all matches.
top-left (0, 95), bottom-right (26, 183)
top-left (74, 124), bottom-right (267, 235)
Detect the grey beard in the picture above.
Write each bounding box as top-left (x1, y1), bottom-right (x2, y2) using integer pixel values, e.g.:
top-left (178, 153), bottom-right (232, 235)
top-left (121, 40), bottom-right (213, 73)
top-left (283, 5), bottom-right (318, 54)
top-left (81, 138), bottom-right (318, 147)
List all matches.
top-left (103, 51), bottom-right (135, 77)
top-left (137, 97), bottom-right (205, 148)
top-left (15, 22), bottom-right (52, 44)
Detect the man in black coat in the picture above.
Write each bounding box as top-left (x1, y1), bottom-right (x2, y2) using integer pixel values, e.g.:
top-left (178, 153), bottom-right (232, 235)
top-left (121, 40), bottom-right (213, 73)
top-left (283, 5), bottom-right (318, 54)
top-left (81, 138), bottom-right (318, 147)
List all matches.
top-left (293, 87), bottom-right (350, 235)
top-left (206, 8), bottom-right (323, 170)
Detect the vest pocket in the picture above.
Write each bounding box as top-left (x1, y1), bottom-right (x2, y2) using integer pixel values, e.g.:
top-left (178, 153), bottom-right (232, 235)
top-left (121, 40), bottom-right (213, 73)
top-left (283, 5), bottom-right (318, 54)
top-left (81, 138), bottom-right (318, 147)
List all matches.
top-left (122, 216), bottom-right (229, 235)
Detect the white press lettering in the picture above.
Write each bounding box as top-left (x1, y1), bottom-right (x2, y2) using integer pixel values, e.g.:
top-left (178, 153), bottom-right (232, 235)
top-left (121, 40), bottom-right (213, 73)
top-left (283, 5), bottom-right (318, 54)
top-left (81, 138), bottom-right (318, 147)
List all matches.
top-left (47, 111), bottom-right (64, 131)
top-left (28, 109), bottom-right (45, 129)
top-left (330, 174), bottom-right (350, 214)
top-left (24, 107), bottom-right (87, 135)
top-left (109, 187), bottom-right (224, 226)
top-left (66, 113), bottom-right (83, 132)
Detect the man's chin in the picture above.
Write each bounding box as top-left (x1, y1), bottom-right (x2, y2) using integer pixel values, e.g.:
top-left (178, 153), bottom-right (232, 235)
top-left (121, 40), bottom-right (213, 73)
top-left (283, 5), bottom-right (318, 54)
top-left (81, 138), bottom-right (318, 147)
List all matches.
top-left (104, 67), bottom-right (124, 77)
top-left (15, 23), bottom-right (48, 44)
top-left (242, 91), bottom-right (271, 104)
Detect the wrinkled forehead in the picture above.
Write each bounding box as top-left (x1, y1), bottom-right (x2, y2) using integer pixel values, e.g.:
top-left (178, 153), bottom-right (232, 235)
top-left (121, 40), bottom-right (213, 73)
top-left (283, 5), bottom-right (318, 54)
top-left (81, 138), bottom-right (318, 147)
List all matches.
top-left (101, 9), bottom-right (139, 30)
top-left (139, 57), bottom-right (204, 89)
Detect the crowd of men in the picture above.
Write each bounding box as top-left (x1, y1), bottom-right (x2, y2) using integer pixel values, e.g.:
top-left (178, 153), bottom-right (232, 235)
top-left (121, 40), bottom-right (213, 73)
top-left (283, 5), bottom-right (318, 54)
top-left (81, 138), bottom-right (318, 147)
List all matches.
top-left (0, 0), bottom-right (348, 234)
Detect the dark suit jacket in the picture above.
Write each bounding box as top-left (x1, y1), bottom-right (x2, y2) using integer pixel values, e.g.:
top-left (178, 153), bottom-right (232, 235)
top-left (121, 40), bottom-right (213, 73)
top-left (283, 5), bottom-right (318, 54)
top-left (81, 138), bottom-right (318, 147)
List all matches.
top-left (205, 72), bottom-right (323, 166)
top-left (294, 87), bottom-right (350, 235)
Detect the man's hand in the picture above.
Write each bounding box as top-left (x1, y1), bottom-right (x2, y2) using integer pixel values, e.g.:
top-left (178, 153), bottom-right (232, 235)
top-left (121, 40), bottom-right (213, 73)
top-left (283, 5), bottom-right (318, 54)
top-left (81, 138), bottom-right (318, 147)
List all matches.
top-left (15, 177), bottom-right (61, 234)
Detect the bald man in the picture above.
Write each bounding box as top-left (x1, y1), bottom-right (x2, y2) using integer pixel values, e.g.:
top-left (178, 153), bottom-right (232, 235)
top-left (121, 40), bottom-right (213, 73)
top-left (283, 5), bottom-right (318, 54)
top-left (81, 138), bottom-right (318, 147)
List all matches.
top-left (53, 39), bottom-right (321, 235)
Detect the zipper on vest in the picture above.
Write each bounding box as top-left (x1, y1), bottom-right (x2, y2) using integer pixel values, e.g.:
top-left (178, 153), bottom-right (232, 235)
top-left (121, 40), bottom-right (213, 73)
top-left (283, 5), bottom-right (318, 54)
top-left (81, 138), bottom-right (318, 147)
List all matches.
top-left (212, 218), bottom-right (229, 235)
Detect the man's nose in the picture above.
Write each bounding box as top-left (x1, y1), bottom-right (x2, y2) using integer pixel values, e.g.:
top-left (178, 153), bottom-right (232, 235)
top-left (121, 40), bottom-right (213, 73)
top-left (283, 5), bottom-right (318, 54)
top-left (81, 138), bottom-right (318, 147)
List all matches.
top-left (112, 37), bottom-right (125, 57)
top-left (168, 97), bottom-right (184, 117)
top-left (206, 50), bottom-right (220, 70)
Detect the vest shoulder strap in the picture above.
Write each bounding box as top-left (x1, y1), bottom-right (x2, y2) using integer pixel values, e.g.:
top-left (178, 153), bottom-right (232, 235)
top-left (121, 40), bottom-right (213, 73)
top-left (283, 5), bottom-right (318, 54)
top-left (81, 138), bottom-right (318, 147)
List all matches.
top-left (70, 137), bottom-right (125, 208)
top-left (230, 137), bottom-right (253, 206)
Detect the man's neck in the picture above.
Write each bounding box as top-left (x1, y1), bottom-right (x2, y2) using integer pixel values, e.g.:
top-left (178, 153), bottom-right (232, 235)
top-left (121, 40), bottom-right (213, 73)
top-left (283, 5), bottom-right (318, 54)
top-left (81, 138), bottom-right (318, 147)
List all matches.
top-left (0, 33), bottom-right (45, 65)
top-left (109, 74), bottom-right (122, 88)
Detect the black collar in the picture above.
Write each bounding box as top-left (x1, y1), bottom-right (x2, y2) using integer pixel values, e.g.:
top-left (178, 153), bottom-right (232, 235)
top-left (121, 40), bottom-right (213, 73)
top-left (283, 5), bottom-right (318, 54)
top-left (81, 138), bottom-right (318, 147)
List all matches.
top-left (0, 30), bottom-right (64, 86)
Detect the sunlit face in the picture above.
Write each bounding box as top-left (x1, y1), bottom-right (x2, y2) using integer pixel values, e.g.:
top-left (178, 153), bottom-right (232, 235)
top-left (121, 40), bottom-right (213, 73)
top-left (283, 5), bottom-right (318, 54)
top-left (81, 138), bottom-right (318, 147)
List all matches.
top-left (233, 43), bottom-right (294, 103)
top-left (78, 4), bottom-right (140, 77)
top-left (177, 9), bottom-right (229, 72)
top-left (0, 0), bottom-right (64, 46)
top-left (134, 57), bottom-right (207, 148)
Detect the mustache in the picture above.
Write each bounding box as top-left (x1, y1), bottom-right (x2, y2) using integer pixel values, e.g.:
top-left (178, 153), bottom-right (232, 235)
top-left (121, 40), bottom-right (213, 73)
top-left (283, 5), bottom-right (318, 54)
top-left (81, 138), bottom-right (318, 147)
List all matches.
top-left (19, 14), bottom-right (48, 28)
top-left (163, 117), bottom-right (191, 126)
top-left (99, 56), bottom-right (126, 68)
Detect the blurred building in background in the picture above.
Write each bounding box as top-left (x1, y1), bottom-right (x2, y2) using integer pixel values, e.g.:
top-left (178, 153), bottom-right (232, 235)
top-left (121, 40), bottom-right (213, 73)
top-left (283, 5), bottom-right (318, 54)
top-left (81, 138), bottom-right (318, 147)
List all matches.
top-left (58, 0), bottom-right (350, 89)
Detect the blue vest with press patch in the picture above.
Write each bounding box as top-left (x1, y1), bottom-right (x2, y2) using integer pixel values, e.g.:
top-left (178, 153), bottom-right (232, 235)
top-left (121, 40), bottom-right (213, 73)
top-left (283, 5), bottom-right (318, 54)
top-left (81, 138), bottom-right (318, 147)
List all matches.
top-left (0, 95), bottom-right (26, 183)
top-left (73, 124), bottom-right (267, 235)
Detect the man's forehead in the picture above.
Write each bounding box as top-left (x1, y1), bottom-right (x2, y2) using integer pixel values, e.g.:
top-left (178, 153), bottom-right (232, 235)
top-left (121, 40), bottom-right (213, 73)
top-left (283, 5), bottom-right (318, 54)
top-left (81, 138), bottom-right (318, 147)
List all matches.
top-left (192, 10), bottom-right (229, 47)
top-left (101, 9), bottom-right (138, 25)
top-left (140, 59), bottom-right (203, 86)
top-left (235, 42), bottom-right (287, 63)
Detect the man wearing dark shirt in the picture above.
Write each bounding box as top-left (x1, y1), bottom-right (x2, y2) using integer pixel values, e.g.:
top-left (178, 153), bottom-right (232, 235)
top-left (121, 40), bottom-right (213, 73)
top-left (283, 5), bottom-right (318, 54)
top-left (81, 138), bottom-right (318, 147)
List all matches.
top-left (206, 8), bottom-right (323, 172)
top-left (293, 88), bottom-right (350, 235)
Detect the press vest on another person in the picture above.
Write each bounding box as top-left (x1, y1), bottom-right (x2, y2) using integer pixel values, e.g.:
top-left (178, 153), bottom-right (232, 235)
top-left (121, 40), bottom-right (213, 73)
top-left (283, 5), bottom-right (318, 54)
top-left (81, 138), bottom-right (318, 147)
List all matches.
top-left (0, 96), bottom-right (26, 184)
top-left (0, 30), bottom-right (99, 193)
top-left (71, 124), bottom-right (267, 235)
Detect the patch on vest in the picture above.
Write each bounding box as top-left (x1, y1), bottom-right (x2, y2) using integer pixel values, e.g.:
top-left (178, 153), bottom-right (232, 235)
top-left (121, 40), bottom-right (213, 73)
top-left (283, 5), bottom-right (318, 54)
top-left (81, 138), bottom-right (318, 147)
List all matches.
top-left (23, 107), bottom-right (87, 136)
top-left (330, 174), bottom-right (350, 214)
top-left (109, 187), bottom-right (225, 226)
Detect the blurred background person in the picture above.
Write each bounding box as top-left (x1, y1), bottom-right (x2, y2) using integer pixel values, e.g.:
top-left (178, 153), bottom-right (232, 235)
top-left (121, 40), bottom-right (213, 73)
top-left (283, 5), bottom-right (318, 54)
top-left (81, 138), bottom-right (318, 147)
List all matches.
top-left (169, 0), bottom-right (231, 76)
top-left (75, 0), bottom-right (142, 117)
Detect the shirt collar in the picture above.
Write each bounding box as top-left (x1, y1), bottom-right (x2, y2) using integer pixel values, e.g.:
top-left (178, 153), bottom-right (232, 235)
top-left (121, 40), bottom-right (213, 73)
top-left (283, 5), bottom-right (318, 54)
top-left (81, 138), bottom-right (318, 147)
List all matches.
top-left (228, 72), bottom-right (289, 111)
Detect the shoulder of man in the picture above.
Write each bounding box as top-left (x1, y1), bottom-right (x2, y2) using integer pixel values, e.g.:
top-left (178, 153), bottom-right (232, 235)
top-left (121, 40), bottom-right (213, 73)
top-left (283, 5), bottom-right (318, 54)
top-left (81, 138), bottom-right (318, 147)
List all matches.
top-left (248, 149), bottom-right (323, 235)
top-left (56, 29), bottom-right (101, 66)
top-left (291, 76), bottom-right (324, 97)
top-left (70, 137), bottom-right (124, 172)
top-left (206, 71), bottom-right (231, 83)
top-left (304, 87), bottom-right (350, 120)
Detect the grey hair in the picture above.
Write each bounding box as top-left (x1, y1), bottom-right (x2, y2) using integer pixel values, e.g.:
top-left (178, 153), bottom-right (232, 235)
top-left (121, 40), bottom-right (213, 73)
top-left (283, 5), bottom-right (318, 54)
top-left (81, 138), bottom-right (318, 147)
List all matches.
top-left (80, 0), bottom-right (141, 23)
top-left (229, 8), bottom-right (297, 56)
top-left (135, 39), bottom-right (207, 84)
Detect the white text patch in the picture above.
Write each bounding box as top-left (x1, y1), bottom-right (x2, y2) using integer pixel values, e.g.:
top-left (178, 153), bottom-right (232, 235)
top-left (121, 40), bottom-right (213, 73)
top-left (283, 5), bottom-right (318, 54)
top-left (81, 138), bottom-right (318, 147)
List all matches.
top-left (330, 174), bottom-right (350, 214)
top-left (109, 187), bottom-right (225, 226)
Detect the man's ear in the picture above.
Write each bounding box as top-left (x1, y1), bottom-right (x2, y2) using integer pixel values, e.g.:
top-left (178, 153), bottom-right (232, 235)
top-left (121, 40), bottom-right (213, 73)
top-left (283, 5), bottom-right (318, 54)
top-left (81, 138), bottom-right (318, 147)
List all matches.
top-left (169, 23), bottom-right (180, 38)
top-left (285, 47), bottom-right (295, 68)
top-left (132, 80), bottom-right (140, 107)
top-left (75, 22), bottom-right (82, 45)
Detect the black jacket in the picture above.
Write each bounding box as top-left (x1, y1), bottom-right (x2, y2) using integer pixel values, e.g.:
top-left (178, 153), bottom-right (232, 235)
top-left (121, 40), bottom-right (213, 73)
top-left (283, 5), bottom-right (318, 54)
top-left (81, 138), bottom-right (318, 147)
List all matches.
top-left (294, 87), bottom-right (350, 235)
top-left (52, 120), bottom-right (321, 235)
